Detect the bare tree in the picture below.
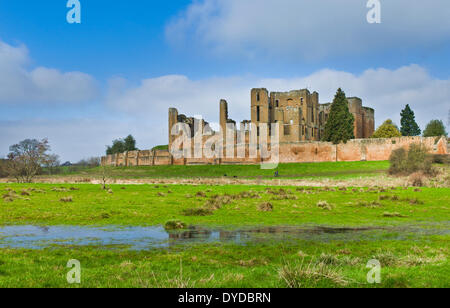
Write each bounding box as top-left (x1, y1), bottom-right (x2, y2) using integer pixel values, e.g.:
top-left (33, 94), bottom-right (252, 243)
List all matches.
top-left (0, 159), bottom-right (7, 178)
top-left (4, 138), bottom-right (53, 183)
top-left (77, 157), bottom-right (101, 168)
top-left (43, 154), bottom-right (61, 175)
top-left (101, 165), bottom-right (111, 190)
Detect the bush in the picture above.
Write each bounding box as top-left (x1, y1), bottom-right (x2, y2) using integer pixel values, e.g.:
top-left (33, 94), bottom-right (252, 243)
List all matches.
top-left (430, 154), bottom-right (450, 165)
top-left (389, 144), bottom-right (436, 176)
top-left (409, 172), bottom-right (425, 187)
top-left (389, 148), bottom-right (408, 174)
top-left (372, 119), bottom-right (402, 139)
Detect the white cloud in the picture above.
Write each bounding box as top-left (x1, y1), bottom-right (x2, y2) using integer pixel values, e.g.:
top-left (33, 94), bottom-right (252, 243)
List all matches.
top-left (106, 65), bottom-right (450, 132)
top-left (3, 64), bottom-right (448, 161)
top-left (166, 0), bottom-right (450, 59)
top-left (106, 74), bottom-right (252, 122)
top-left (0, 41), bottom-right (98, 104)
top-left (0, 118), bottom-right (163, 162)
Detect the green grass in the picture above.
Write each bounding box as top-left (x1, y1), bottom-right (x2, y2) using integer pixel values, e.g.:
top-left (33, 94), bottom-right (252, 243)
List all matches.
top-left (60, 161), bottom-right (390, 180)
top-left (0, 182), bottom-right (448, 288)
top-left (0, 183), bottom-right (448, 227)
top-left (0, 236), bottom-right (448, 288)
top-left (151, 145), bottom-right (169, 151)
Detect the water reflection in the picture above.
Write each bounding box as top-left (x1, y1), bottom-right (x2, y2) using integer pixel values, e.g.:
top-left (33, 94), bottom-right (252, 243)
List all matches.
top-left (0, 224), bottom-right (447, 250)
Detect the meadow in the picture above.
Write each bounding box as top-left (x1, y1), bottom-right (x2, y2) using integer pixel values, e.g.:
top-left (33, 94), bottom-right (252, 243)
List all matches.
top-left (0, 183), bottom-right (449, 227)
top-left (0, 181), bottom-right (449, 288)
top-left (50, 161), bottom-right (391, 180)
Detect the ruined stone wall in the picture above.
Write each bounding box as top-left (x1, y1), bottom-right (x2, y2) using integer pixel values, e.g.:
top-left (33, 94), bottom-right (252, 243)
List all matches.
top-left (269, 89), bottom-right (320, 142)
top-left (362, 107), bottom-right (375, 138)
top-left (101, 137), bottom-right (448, 167)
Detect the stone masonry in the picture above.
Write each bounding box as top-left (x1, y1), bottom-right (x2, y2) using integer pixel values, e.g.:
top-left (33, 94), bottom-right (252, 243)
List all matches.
top-left (102, 88), bottom-right (448, 166)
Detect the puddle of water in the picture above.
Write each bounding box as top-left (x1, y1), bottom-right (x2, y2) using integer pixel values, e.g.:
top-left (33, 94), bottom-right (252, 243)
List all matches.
top-left (0, 224), bottom-right (447, 250)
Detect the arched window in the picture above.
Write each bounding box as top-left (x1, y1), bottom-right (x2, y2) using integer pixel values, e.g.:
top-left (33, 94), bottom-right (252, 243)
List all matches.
top-left (256, 93), bottom-right (260, 102)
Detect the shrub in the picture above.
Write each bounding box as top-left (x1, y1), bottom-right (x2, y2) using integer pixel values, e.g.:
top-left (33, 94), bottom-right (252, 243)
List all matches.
top-left (372, 119), bottom-right (402, 139)
top-left (409, 172), bottom-right (425, 187)
top-left (389, 148), bottom-right (408, 174)
top-left (430, 154), bottom-right (450, 164)
top-left (389, 144), bottom-right (436, 176)
top-left (407, 144), bottom-right (428, 172)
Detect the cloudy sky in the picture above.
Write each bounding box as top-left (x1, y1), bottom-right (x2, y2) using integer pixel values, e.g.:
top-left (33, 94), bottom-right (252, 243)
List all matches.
top-left (1, 0), bottom-right (449, 162)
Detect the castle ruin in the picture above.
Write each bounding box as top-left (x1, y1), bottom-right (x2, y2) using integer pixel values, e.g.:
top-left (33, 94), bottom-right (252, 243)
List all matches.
top-left (169, 88), bottom-right (375, 149)
top-left (101, 88), bottom-right (448, 167)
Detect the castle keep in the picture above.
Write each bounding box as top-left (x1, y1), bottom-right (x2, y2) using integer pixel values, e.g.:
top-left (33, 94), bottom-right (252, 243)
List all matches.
top-left (169, 88), bottom-right (375, 148)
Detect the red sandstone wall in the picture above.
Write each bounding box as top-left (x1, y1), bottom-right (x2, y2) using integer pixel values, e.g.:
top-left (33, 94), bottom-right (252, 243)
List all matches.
top-left (101, 137), bottom-right (448, 166)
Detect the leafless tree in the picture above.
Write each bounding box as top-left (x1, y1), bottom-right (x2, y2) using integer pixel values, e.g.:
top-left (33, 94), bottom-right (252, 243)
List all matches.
top-left (77, 157), bottom-right (101, 168)
top-left (0, 159), bottom-right (8, 178)
top-left (101, 165), bottom-right (111, 190)
top-left (43, 154), bottom-right (61, 175)
top-left (4, 138), bottom-right (53, 183)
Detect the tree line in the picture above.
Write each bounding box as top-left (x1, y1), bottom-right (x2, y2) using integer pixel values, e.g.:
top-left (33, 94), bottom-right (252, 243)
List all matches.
top-left (322, 88), bottom-right (448, 143)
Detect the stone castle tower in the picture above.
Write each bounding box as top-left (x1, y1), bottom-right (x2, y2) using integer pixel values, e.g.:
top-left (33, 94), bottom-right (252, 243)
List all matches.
top-left (169, 88), bottom-right (375, 149)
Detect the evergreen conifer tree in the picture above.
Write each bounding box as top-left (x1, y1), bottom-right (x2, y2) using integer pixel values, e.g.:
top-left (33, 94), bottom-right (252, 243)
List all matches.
top-left (321, 88), bottom-right (355, 144)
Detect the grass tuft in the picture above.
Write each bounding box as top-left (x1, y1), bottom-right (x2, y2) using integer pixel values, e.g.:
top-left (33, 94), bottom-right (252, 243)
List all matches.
top-left (182, 207), bottom-right (214, 216)
top-left (164, 220), bottom-right (187, 231)
top-left (59, 196), bottom-right (73, 203)
top-left (317, 201), bottom-right (333, 210)
top-left (258, 202), bottom-right (273, 212)
top-left (279, 259), bottom-right (348, 288)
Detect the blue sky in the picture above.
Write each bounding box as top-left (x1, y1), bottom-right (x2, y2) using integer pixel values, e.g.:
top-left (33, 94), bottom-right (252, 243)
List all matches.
top-left (1, 0), bottom-right (449, 161)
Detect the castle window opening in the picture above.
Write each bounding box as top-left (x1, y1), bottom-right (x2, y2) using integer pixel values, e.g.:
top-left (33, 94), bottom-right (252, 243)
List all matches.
top-left (256, 92), bottom-right (260, 102)
top-left (257, 106), bottom-right (260, 122)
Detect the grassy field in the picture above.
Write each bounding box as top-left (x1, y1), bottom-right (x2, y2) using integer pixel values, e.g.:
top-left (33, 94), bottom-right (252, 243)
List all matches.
top-left (0, 236), bottom-right (448, 288)
top-left (0, 183), bottom-right (448, 226)
top-left (50, 161), bottom-right (390, 180)
top-left (0, 182), bottom-right (449, 288)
